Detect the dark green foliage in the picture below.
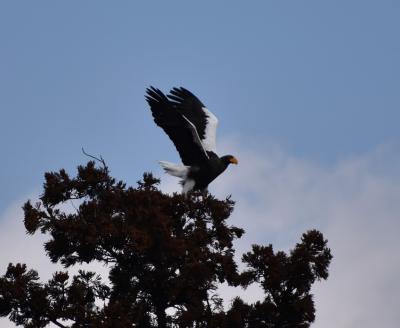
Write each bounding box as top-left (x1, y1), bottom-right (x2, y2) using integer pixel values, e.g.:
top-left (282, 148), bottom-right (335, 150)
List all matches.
top-left (0, 161), bottom-right (332, 327)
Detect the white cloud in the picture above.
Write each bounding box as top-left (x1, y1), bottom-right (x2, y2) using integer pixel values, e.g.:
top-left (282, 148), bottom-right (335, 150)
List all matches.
top-left (0, 196), bottom-right (109, 328)
top-left (1, 141), bottom-right (400, 327)
top-left (156, 140), bottom-right (400, 326)
top-left (0, 195), bottom-right (51, 327)
top-left (209, 139), bottom-right (400, 327)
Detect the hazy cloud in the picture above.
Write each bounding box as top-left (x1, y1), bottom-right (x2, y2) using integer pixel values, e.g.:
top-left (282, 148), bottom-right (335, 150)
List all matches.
top-left (160, 139), bottom-right (400, 326)
top-left (213, 140), bottom-right (400, 327)
top-left (0, 197), bottom-right (109, 328)
top-left (1, 141), bottom-right (399, 327)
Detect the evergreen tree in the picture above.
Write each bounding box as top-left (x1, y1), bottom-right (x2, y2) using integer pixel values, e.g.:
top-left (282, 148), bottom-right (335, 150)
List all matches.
top-left (0, 161), bottom-right (332, 327)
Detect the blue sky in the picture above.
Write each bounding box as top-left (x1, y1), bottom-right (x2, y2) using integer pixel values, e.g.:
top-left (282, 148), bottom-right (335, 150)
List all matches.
top-left (1, 1), bottom-right (399, 211)
top-left (1, 1), bottom-right (400, 327)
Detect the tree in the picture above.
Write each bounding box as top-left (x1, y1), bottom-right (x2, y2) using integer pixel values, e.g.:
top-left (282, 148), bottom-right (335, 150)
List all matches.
top-left (0, 161), bottom-right (332, 327)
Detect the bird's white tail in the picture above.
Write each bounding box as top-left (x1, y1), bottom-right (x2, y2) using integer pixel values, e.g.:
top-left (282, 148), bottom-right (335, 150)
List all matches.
top-left (159, 161), bottom-right (189, 178)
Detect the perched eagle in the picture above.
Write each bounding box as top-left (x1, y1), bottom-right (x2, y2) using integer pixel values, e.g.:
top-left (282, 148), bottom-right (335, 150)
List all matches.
top-left (145, 87), bottom-right (238, 194)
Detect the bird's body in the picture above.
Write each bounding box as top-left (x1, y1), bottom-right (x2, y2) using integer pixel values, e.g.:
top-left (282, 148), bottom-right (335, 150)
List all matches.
top-left (146, 87), bottom-right (238, 194)
top-left (188, 153), bottom-right (231, 189)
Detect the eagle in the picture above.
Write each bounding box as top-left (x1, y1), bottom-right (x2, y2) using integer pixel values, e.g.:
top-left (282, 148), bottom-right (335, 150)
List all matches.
top-left (145, 86), bottom-right (238, 194)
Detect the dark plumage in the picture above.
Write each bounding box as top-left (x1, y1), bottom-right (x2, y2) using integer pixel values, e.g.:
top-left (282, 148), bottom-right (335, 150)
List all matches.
top-left (145, 86), bottom-right (238, 193)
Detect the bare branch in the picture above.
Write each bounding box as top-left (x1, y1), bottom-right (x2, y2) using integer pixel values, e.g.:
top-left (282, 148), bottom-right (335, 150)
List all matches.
top-left (81, 147), bottom-right (108, 170)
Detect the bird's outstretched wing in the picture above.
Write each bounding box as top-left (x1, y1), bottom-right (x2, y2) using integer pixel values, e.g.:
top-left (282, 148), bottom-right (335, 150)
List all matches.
top-left (168, 87), bottom-right (219, 154)
top-left (145, 87), bottom-right (209, 166)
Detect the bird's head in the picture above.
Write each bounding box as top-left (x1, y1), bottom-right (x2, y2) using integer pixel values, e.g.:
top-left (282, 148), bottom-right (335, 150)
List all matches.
top-left (221, 155), bottom-right (239, 166)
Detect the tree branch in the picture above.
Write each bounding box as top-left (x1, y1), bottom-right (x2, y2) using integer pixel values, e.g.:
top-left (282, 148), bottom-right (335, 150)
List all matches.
top-left (81, 147), bottom-right (108, 170)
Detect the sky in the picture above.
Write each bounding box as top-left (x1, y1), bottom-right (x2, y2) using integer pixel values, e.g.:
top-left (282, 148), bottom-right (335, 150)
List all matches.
top-left (1, 1), bottom-right (399, 327)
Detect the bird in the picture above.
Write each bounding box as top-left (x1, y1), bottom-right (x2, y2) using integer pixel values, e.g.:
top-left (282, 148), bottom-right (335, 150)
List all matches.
top-left (145, 86), bottom-right (238, 194)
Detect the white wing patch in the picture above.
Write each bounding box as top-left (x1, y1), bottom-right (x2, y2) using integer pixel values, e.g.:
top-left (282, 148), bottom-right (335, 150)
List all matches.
top-left (201, 107), bottom-right (218, 153)
top-left (181, 114), bottom-right (210, 159)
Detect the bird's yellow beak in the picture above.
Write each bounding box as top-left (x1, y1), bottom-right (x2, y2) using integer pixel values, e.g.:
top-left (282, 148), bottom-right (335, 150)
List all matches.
top-left (230, 157), bottom-right (238, 165)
